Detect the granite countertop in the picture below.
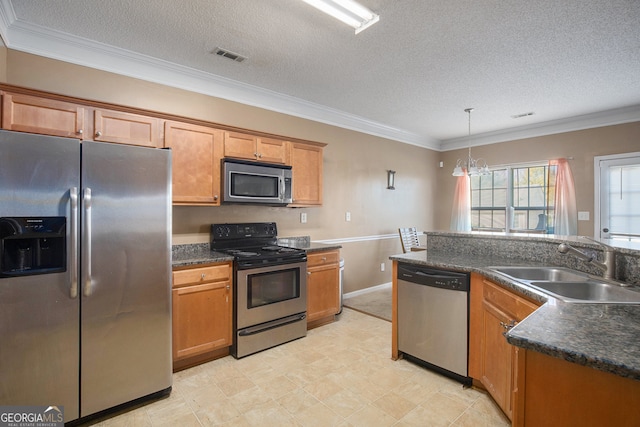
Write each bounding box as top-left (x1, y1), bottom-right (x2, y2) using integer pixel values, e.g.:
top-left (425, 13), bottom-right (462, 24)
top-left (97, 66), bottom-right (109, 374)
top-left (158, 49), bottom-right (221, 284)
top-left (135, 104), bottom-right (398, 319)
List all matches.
top-left (172, 238), bottom-right (341, 268)
top-left (390, 250), bottom-right (640, 381)
top-left (172, 243), bottom-right (234, 268)
top-left (277, 239), bottom-right (342, 253)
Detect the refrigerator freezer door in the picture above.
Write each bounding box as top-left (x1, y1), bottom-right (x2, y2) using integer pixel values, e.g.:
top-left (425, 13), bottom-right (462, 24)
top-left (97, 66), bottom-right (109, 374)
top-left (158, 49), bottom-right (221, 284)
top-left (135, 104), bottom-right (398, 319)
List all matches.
top-left (0, 130), bottom-right (81, 422)
top-left (80, 141), bottom-right (172, 416)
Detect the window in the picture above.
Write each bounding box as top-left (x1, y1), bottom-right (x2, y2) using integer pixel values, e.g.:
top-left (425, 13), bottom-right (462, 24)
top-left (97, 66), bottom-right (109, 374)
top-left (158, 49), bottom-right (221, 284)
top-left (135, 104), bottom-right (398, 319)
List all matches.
top-left (470, 164), bottom-right (556, 232)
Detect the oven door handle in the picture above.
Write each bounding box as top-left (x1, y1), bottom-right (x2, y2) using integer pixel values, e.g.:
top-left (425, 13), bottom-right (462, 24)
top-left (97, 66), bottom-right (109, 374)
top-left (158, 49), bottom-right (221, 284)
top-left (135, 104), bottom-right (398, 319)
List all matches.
top-left (238, 313), bottom-right (306, 336)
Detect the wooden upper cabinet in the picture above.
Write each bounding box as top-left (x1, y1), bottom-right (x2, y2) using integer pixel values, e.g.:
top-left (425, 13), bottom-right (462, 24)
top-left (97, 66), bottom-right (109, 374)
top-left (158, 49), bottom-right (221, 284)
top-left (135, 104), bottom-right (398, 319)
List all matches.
top-left (223, 131), bottom-right (288, 164)
top-left (223, 131), bottom-right (257, 160)
top-left (257, 137), bottom-right (288, 164)
top-left (290, 141), bottom-right (324, 206)
top-left (93, 109), bottom-right (162, 148)
top-left (164, 120), bottom-right (223, 205)
top-left (2, 92), bottom-right (85, 138)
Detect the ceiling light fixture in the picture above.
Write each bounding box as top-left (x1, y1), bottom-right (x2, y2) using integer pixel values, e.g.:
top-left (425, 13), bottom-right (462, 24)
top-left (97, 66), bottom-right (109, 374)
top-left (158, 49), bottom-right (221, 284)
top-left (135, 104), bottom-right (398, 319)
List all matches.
top-left (301, 0), bottom-right (380, 34)
top-left (452, 108), bottom-right (491, 177)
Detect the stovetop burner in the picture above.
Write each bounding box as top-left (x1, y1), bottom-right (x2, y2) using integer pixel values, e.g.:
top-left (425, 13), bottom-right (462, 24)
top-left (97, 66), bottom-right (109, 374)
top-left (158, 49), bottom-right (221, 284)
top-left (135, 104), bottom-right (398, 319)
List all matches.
top-left (211, 222), bottom-right (307, 268)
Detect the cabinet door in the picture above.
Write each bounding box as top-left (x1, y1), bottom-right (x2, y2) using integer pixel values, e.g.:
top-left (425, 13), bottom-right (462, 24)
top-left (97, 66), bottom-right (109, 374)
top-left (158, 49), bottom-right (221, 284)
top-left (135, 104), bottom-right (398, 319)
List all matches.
top-left (307, 263), bottom-right (340, 322)
top-left (290, 142), bottom-right (323, 206)
top-left (481, 298), bottom-right (514, 418)
top-left (164, 121), bottom-right (222, 205)
top-left (172, 281), bottom-right (232, 361)
top-left (94, 109), bottom-right (162, 148)
top-left (223, 131), bottom-right (257, 160)
top-left (257, 137), bottom-right (288, 164)
top-left (2, 92), bottom-right (85, 138)
top-left (471, 276), bottom-right (540, 421)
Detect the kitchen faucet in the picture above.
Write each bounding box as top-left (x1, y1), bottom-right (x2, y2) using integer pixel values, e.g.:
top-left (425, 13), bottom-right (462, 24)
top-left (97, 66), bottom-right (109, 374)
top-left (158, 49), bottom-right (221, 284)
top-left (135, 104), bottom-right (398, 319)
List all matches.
top-left (557, 236), bottom-right (617, 281)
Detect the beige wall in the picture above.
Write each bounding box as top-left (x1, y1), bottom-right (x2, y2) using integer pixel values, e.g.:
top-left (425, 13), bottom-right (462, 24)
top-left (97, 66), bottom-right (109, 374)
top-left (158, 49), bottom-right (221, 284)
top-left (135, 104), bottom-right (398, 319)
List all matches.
top-left (435, 122), bottom-right (640, 236)
top-left (5, 50), bottom-right (436, 293)
top-left (0, 44), bottom-right (7, 82)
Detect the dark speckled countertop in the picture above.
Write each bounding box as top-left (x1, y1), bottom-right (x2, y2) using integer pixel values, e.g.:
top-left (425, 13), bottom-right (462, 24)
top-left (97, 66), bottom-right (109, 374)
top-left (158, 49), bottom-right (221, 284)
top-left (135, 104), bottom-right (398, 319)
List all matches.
top-left (172, 243), bottom-right (234, 268)
top-left (390, 250), bottom-right (640, 381)
top-left (172, 237), bottom-right (341, 269)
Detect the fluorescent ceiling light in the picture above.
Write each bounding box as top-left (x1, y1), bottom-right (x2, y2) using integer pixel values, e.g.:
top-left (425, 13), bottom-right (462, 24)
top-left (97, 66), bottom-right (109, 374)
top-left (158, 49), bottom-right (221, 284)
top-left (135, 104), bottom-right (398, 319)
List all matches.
top-left (302, 0), bottom-right (380, 34)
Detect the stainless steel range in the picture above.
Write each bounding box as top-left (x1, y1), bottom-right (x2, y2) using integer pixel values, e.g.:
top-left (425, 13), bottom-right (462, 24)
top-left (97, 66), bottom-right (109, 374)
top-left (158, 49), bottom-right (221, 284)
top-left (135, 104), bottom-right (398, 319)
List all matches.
top-left (211, 222), bottom-right (307, 358)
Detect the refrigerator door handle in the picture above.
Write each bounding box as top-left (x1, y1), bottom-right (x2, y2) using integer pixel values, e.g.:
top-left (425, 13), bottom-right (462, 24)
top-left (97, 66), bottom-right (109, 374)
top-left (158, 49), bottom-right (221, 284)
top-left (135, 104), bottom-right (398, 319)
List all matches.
top-left (83, 187), bottom-right (93, 297)
top-left (70, 187), bottom-right (79, 299)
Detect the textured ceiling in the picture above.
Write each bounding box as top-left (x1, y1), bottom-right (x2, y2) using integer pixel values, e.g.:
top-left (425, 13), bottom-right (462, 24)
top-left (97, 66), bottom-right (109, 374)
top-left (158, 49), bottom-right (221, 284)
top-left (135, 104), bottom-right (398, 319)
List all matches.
top-left (1, 0), bottom-right (640, 150)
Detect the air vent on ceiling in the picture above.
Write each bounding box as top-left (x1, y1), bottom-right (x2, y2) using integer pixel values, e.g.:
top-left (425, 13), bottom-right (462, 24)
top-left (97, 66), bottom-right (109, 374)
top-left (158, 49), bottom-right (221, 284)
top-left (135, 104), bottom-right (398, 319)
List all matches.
top-left (212, 47), bottom-right (246, 63)
top-left (511, 112), bottom-right (535, 119)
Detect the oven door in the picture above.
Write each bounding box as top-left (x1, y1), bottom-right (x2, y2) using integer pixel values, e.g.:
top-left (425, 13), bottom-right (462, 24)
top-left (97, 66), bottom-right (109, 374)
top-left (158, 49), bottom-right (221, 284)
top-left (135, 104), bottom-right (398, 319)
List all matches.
top-left (236, 261), bottom-right (307, 329)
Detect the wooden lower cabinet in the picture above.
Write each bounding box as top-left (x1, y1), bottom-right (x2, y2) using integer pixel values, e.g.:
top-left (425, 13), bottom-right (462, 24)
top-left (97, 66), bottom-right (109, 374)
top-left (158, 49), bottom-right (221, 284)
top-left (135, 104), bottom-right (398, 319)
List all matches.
top-left (306, 249), bottom-right (340, 328)
top-left (172, 262), bottom-right (232, 371)
top-left (469, 273), bottom-right (540, 421)
top-left (516, 349), bottom-right (640, 427)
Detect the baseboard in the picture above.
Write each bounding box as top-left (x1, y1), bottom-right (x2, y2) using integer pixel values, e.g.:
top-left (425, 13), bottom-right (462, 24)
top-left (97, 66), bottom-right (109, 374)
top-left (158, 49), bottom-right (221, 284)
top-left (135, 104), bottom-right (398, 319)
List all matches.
top-left (343, 282), bottom-right (391, 299)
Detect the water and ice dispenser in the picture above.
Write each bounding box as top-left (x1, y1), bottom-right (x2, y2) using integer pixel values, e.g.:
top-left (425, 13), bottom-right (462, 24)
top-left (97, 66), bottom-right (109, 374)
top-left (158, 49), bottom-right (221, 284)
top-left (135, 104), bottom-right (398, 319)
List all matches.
top-left (0, 217), bottom-right (66, 277)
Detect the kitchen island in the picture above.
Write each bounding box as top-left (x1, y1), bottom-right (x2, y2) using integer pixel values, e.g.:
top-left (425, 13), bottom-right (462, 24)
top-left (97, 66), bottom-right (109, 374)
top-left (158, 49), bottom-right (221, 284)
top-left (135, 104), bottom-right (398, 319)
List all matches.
top-left (390, 232), bottom-right (640, 426)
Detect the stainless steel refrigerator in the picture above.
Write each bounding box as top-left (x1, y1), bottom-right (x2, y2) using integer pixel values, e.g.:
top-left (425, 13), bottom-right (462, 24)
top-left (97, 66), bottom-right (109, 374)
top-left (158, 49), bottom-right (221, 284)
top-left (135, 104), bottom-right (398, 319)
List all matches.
top-left (0, 130), bottom-right (172, 423)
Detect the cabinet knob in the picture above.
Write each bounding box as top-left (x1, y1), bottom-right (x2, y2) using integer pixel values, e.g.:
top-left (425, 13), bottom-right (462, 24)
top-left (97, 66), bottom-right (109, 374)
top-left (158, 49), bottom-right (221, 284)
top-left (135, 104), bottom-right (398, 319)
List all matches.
top-left (226, 285), bottom-right (230, 290)
top-left (95, 131), bottom-right (102, 137)
top-left (321, 257), bottom-right (327, 261)
top-left (214, 195), bottom-right (219, 201)
top-left (201, 273), bottom-right (206, 279)
top-left (500, 320), bottom-right (517, 336)
top-left (307, 272), bottom-right (311, 275)
top-left (77, 129), bottom-right (83, 135)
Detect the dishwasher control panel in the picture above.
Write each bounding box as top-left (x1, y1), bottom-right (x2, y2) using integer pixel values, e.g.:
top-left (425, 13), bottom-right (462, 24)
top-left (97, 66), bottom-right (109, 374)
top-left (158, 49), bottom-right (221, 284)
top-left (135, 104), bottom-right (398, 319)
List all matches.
top-left (398, 264), bottom-right (470, 292)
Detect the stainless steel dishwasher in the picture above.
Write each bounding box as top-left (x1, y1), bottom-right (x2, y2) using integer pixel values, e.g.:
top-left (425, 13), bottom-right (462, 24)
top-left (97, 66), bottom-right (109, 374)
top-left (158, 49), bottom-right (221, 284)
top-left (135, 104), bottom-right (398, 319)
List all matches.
top-left (397, 263), bottom-right (471, 384)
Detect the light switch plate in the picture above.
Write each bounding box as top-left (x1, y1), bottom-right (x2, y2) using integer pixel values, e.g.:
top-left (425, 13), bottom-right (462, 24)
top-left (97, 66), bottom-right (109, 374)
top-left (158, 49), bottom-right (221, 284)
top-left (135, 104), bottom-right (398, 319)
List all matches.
top-left (300, 213), bottom-right (307, 223)
top-left (578, 211), bottom-right (590, 221)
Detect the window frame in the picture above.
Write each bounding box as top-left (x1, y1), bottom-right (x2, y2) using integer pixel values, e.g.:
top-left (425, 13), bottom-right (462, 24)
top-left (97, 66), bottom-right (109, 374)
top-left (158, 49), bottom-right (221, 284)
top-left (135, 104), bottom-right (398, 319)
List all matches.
top-left (470, 162), bottom-right (556, 233)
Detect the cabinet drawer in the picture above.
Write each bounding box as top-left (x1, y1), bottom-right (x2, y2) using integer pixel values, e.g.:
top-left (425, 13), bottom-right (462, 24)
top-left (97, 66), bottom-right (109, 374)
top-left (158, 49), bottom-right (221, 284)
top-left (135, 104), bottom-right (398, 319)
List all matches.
top-left (173, 264), bottom-right (231, 288)
top-left (307, 250), bottom-right (340, 267)
top-left (482, 279), bottom-right (539, 321)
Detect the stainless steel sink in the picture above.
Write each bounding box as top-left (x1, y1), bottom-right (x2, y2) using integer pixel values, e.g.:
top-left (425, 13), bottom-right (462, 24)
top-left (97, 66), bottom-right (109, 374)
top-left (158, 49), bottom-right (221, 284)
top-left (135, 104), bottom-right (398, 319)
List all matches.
top-left (489, 266), bottom-right (589, 282)
top-left (488, 266), bottom-right (640, 304)
top-left (528, 280), bottom-right (640, 303)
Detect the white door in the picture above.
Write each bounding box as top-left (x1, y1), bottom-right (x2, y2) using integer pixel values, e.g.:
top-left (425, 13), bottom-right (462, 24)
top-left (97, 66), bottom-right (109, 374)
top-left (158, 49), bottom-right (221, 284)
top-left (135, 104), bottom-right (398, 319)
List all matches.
top-left (595, 152), bottom-right (640, 242)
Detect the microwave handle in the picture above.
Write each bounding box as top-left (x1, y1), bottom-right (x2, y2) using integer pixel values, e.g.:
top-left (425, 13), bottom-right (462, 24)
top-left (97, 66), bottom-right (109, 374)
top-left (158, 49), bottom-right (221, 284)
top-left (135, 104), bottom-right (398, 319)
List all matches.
top-left (279, 176), bottom-right (285, 200)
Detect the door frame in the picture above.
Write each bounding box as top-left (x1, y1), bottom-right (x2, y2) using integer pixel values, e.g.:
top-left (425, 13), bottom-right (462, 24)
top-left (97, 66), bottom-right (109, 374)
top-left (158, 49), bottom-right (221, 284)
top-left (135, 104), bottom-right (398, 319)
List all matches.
top-left (593, 151), bottom-right (640, 240)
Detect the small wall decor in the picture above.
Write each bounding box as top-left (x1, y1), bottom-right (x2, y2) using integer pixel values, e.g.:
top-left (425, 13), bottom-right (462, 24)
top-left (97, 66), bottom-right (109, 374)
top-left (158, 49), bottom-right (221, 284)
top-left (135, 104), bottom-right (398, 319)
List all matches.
top-left (387, 170), bottom-right (396, 190)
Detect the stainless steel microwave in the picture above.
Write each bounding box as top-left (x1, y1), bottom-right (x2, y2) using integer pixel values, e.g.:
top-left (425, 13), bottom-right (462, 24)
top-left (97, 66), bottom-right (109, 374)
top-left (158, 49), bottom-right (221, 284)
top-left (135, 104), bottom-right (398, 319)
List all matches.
top-left (222, 159), bottom-right (292, 205)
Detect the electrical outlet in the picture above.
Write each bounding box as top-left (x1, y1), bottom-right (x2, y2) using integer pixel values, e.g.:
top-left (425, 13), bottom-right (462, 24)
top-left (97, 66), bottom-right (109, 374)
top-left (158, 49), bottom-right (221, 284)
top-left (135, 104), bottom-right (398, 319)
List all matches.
top-left (300, 213), bottom-right (307, 223)
top-left (380, 263), bottom-right (385, 272)
top-left (346, 212), bottom-right (351, 222)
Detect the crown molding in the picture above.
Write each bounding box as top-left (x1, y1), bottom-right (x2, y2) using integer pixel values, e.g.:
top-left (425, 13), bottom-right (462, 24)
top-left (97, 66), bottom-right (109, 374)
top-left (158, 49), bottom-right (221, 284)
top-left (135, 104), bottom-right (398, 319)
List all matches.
top-left (440, 105), bottom-right (640, 151)
top-left (0, 3), bottom-right (439, 150)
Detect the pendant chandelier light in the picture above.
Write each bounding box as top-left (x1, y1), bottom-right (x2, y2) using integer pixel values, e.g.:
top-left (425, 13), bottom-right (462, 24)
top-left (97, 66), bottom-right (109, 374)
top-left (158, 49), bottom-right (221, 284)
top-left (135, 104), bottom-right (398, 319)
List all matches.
top-left (452, 108), bottom-right (491, 177)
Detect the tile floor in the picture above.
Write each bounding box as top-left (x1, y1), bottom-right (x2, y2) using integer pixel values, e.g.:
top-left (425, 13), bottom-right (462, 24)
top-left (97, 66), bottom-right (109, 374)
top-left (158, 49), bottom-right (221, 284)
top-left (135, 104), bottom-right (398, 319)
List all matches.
top-left (94, 309), bottom-right (510, 426)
